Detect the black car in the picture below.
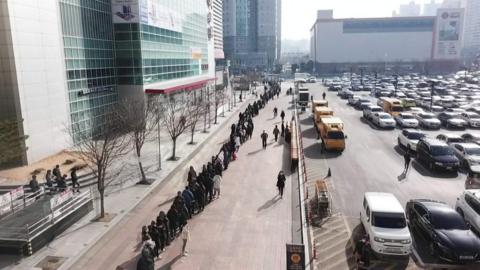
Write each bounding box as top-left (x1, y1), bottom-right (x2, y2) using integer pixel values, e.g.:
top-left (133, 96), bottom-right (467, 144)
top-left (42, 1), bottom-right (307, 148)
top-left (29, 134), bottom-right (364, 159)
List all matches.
top-left (416, 138), bottom-right (459, 171)
top-left (406, 199), bottom-right (480, 264)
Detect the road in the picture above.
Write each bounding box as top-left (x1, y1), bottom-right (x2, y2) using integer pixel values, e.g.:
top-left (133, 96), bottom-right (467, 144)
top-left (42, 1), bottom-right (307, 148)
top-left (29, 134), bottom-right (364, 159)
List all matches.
top-left (299, 83), bottom-right (471, 269)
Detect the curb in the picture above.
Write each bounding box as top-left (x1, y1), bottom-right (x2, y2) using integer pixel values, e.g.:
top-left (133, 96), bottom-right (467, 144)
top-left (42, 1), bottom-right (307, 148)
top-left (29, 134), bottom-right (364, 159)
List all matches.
top-left (58, 95), bottom-right (255, 270)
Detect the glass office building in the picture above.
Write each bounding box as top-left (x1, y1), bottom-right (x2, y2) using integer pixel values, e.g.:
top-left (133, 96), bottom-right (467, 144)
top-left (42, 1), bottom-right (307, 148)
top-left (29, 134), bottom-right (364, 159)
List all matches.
top-left (59, 0), bottom-right (118, 140)
top-left (113, 0), bottom-right (209, 88)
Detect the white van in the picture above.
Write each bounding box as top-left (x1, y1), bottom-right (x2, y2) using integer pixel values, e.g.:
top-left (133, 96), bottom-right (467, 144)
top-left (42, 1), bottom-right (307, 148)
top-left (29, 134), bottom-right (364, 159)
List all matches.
top-left (360, 192), bottom-right (411, 256)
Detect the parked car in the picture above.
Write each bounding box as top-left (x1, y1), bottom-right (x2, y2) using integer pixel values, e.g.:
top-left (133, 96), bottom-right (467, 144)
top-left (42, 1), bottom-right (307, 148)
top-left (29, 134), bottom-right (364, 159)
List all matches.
top-left (462, 133), bottom-right (480, 145)
top-left (461, 112), bottom-right (480, 128)
top-left (436, 133), bottom-right (464, 144)
top-left (451, 143), bottom-right (480, 170)
top-left (465, 168), bottom-right (480, 189)
top-left (363, 105), bottom-right (382, 120)
top-left (394, 112), bottom-right (419, 128)
top-left (416, 138), bottom-right (459, 171)
top-left (408, 107), bottom-right (425, 116)
top-left (361, 192), bottom-right (411, 256)
top-left (397, 129), bottom-right (426, 152)
top-left (354, 97), bottom-right (372, 109)
top-left (371, 112), bottom-right (396, 129)
top-left (406, 199), bottom-right (480, 264)
top-left (348, 95), bottom-right (360, 105)
top-left (437, 112), bottom-right (468, 129)
top-left (456, 189), bottom-right (480, 234)
top-left (416, 112), bottom-right (441, 129)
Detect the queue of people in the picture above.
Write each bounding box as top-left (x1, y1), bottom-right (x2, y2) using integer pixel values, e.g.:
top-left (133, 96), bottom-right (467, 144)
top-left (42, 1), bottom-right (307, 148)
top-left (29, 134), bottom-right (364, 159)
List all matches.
top-left (28, 164), bottom-right (80, 194)
top-left (137, 84), bottom-right (282, 270)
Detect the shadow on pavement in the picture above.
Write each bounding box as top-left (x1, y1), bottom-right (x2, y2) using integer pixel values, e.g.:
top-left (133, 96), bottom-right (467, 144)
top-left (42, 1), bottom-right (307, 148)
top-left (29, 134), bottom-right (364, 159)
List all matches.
top-left (393, 145), bottom-right (406, 156)
top-left (157, 254), bottom-right (183, 270)
top-left (0, 255), bottom-right (19, 269)
top-left (116, 254), bottom-right (139, 270)
top-left (411, 160), bottom-right (459, 179)
top-left (300, 117), bottom-right (313, 125)
top-left (257, 195), bottom-right (281, 212)
top-left (247, 148), bottom-right (265, 156)
top-left (303, 144), bottom-right (342, 159)
top-left (301, 127), bottom-right (318, 139)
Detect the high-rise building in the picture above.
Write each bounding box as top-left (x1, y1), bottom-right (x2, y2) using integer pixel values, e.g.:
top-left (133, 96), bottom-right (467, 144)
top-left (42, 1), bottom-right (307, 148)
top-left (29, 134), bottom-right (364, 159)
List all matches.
top-left (423, 0), bottom-right (442, 16)
top-left (0, 0), bottom-right (215, 165)
top-left (223, 0), bottom-right (281, 72)
top-left (213, 0), bottom-right (224, 60)
top-left (463, 0), bottom-right (480, 63)
top-left (395, 1), bottom-right (421, 17)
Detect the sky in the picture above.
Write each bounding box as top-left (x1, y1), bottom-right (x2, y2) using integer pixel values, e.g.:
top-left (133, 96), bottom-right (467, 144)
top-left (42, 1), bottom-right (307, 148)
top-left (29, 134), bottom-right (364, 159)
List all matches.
top-left (282, 0), bottom-right (441, 40)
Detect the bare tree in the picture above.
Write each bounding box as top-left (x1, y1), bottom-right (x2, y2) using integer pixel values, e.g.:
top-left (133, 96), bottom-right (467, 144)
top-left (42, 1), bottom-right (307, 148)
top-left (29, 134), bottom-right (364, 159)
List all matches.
top-left (161, 95), bottom-right (189, 160)
top-left (117, 99), bottom-right (157, 183)
top-left (186, 93), bottom-right (204, 144)
top-left (70, 113), bottom-right (129, 219)
top-left (213, 89), bottom-right (225, 124)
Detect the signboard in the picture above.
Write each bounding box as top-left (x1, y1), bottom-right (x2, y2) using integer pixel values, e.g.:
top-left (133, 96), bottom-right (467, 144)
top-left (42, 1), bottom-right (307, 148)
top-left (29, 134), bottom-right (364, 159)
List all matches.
top-left (0, 192), bottom-right (12, 215)
top-left (50, 189), bottom-right (73, 210)
top-left (10, 186), bottom-right (24, 201)
top-left (286, 244), bottom-right (305, 270)
top-left (143, 0), bottom-right (183, 32)
top-left (112, 0), bottom-right (140, 23)
top-left (433, 8), bottom-right (464, 60)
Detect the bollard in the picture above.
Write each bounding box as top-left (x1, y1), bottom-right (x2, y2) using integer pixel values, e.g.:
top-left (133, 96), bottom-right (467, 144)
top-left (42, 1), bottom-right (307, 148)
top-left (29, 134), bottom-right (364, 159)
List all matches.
top-left (313, 240), bottom-right (317, 259)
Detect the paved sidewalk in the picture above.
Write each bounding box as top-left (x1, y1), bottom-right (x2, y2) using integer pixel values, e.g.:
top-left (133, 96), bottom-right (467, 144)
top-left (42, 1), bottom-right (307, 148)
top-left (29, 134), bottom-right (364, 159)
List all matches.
top-left (1, 92), bottom-right (253, 270)
top-left (69, 88), bottom-right (294, 270)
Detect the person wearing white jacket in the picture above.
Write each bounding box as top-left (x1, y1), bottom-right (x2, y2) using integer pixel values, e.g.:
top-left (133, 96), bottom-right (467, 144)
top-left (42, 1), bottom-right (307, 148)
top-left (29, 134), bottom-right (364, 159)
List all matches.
top-left (213, 174), bottom-right (222, 198)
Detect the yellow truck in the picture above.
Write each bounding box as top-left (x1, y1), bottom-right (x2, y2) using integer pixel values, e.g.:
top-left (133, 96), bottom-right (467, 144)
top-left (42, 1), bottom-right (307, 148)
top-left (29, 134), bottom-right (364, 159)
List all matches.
top-left (381, 98), bottom-right (403, 116)
top-left (316, 116), bottom-right (345, 151)
top-left (311, 99), bottom-right (328, 114)
top-left (313, 106), bottom-right (333, 124)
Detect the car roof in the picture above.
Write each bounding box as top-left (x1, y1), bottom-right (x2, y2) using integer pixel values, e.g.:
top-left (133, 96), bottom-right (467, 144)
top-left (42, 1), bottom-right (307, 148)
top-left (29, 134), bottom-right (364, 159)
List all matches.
top-left (400, 112), bottom-right (414, 116)
top-left (452, 143), bottom-right (480, 149)
top-left (438, 133), bottom-right (462, 139)
top-left (421, 138), bottom-right (447, 146)
top-left (365, 192), bottom-right (404, 213)
top-left (376, 112), bottom-right (390, 116)
top-left (404, 129), bottom-right (424, 134)
top-left (415, 200), bottom-right (456, 216)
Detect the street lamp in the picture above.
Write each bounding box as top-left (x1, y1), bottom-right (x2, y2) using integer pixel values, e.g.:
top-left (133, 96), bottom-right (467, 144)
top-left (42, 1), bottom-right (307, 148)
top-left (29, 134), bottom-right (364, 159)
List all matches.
top-left (429, 79), bottom-right (438, 112)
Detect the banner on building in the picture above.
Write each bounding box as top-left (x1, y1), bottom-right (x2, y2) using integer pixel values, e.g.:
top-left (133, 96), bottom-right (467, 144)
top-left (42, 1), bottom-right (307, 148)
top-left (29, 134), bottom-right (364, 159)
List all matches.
top-left (433, 8), bottom-right (464, 60)
top-left (143, 0), bottom-right (183, 32)
top-left (112, 0), bottom-right (140, 23)
top-left (10, 186), bottom-right (24, 201)
top-left (286, 244), bottom-right (305, 270)
top-left (0, 192), bottom-right (12, 215)
top-left (50, 189), bottom-right (73, 210)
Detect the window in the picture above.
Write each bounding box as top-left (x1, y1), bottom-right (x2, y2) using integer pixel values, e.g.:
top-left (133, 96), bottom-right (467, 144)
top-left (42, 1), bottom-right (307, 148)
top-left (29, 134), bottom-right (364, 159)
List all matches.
top-left (465, 194), bottom-right (480, 215)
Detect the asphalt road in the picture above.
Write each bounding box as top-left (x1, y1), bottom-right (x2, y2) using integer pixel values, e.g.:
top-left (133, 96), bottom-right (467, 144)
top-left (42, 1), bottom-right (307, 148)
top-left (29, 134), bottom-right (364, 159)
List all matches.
top-left (299, 83), bottom-right (472, 269)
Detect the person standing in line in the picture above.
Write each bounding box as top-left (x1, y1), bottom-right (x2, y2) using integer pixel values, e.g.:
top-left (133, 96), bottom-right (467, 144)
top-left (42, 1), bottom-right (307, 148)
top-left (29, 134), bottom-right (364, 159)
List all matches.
top-left (53, 164), bottom-right (62, 180)
top-left (281, 122), bottom-right (285, 137)
top-left (403, 151), bottom-right (411, 173)
top-left (261, 130), bottom-right (268, 149)
top-left (322, 92), bottom-right (326, 100)
top-left (273, 107), bottom-right (278, 118)
top-left (212, 173), bottom-right (222, 198)
top-left (280, 110), bottom-right (285, 123)
top-left (273, 125), bottom-right (280, 142)
top-left (276, 171), bottom-right (286, 198)
top-left (182, 225), bottom-right (190, 256)
top-left (137, 239), bottom-right (155, 270)
top-left (70, 167), bottom-right (80, 193)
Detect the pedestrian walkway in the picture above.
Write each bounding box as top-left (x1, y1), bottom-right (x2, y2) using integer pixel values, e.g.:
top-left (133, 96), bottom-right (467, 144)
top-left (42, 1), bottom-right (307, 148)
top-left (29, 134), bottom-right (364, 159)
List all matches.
top-left (67, 88), bottom-right (294, 270)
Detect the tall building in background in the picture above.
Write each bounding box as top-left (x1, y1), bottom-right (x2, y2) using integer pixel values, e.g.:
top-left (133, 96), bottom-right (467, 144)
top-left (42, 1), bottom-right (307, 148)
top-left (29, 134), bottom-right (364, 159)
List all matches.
top-left (423, 0), bottom-right (442, 16)
top-left (223, 0), bottom-right (281, 72)
top-left (395, 1), bottom-right (421, 17)
top-left (0, 0), bottom-right (214, 166)
top-left (463, 0), bottom-right (480, 63)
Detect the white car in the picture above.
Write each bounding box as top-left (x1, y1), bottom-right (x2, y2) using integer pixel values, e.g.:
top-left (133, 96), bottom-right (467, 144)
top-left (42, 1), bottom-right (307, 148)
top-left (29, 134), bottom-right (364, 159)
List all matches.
top-left (455, 189), bottom-right (480, 234)
top-left (371, 112), bottom-right (396, 129)
top-left (363, 105), bottom-right (382, 120)
top-left (397, 129), bottom-right (426, 152)
top-left (408, 107), bottom-right (424, 116)
top-left (416, 112), bottom-right (441, 129)
top-left (461, 112), bottom-right (480, 128)
top-left (348, 95), bottom-right (360, 105)
top-left (451, 143), bottom-right (480, 170)
top-left (394, 113), bottom-right (419, 128)
top-left (360, 192), bottom-right (411, 256)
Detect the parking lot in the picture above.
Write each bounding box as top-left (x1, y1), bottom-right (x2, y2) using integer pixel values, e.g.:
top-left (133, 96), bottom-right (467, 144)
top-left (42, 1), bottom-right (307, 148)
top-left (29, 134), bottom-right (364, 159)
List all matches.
top-left (300, 76), bottom-right (480, 269)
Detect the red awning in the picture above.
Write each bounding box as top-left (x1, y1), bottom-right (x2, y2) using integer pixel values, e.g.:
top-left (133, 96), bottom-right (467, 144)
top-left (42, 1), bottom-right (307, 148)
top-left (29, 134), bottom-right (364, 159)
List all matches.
top-left (145, 78), bottom-right (215, 94)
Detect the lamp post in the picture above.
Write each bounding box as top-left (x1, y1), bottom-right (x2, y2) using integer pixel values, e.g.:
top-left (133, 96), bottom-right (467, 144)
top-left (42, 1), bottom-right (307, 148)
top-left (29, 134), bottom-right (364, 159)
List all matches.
top-left (430, 80), bottom-right (437, 112)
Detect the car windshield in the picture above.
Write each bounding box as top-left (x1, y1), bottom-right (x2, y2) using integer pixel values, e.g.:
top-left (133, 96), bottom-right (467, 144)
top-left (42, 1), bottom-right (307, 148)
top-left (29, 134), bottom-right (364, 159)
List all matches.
top-left (430, 212), bottom-right (467, 230)
top-left (392, 106), bottom-right (403, 112)
top-left (430, 146), bottom-right (453, 156)
top-left (465, 148), bottom-right (480, 156)
top-left (469, 114), bottom-right (480, 119)
top-left (407, 133), bottom-right (425, 140)
top-left (448, 138), bottom-right (463, 143)
top-left (379, 114), bottom-right (391, 119)
top-left (402, 114), bottom-right (414, 119)
top-left (372, 212), bottom-right (406, 228)
top-left (327, 131), bottom-right (344, 139)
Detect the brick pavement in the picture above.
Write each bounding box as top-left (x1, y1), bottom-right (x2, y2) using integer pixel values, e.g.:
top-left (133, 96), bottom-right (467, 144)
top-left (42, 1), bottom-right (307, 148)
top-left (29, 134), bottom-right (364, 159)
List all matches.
top-left (69, 88), bottom-right (295, 270)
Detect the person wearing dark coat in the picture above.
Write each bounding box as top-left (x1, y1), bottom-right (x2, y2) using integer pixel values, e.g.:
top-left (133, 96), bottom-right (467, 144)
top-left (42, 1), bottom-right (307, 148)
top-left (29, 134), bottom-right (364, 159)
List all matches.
top-left (261, 130), bottom-right (268, 149)
top-left (281, 122), bottom-right (285, 137)
top-left (53, 164), bottom-right (62, 180)
top-left (280, 110), bottom-right (286, 122)
top-left (182, 187), bottom-right (195, 217)
top-left (156, 211), bottom-right (171, 244)
top-left (273, 125), bottom-right (280, 142)
top-left (70, 167), bottom-right (80, 192)
top-left (137, 240), bottom-right (155, 270)
top-left (276, 171), bottom-right (286, 198)
top-left (147, 221), bottom-right (159, 258)
top-left (187, 166), bottom-right (197, 184)
top-left (167, 207), bottom-right (178, 235)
